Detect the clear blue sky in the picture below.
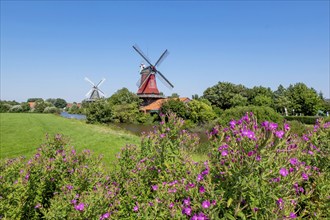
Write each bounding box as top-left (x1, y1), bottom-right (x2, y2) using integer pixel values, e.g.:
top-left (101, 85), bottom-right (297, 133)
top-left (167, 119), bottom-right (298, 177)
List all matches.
top-left (1, 1), bottom-right (329, 102)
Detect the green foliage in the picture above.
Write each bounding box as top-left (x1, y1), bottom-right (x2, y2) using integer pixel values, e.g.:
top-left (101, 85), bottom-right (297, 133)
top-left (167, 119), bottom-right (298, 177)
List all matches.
top-left (46, 98), bottom-right (67, 109)
top-left (20, 102), bottom-right (31, 112)
top-left (169, 93), bottom-right (180, 98)
top-left (85, 99), bottom-right (113, 124)
top-left (9, 105), bottom-right (23, 113)
top-left (0, 103), bottom-right (11, 113)
top-left (27, 98), bottom-right (43, 102)
top-left (67, 103), bottom-right (82, 114)
top-left (252, 94), bottom-right (273, 107)
top-left (218, 105), bottom-right (283, 126)
top-left (285, 116), bottom-right (320, 125)
top-left (112, 103), bottom-right (140, 123)
top-left (203, 82), bottom-right (248, 109)
top-left (230, 94), bottom-right (248, 107)
top-left (286, 83), bottom-right (323, 116)
top-left (160, 98), bottom-right (189, 119)
top-left (34, 101), bottom-right (53, 113)
top-left (187, 99), bottom-right (216, 123)
top-left (43, 107), bottom-right (61, 114)
top-left (247, 86), bottom-right (274, 103)
top-left (287, 120), bottom-right (309, 135)
top-left (108, 88), bottom-right (141, 106)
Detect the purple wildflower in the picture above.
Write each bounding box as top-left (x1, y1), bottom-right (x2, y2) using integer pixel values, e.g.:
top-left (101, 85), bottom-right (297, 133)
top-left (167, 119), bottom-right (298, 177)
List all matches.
top-left (74, 203), bottom-right (85, 211)
top-left (269, 123), bottom-right (278, 131)
top-left (277, 198), bottom-right (284, 210)
top-left (279, 168), bottom-right (289, 177)
top-left (202, 200), bottom-right (210, 209)
top-left (182, 207), bottom-right (192, 216)
top-left (169, 202), bottom-right (174, 209)
top-left (253, 207), bottom-right (259, 212)
top-left (151, 184), bottom-right (158, 191)
top-left (133, 205), bottom-right (139, 212)
top-left (247, 151), bottom-right (255, 157)
top-left (221, 150), bottom-right (228, 156)
top-left (289, 212), bottom-right (297, 219)
top-left (229, 120), bottom-right (236, 128)
top-left (160, 133), bottom-right (166, 138)
top-left (284, 123), bottom-right (290, 131)
top-left (100, 212), bottom-right (110, 220)
top-left (275, 130), bottom-right (285, 139)
top-left (289, 158), bottom-right (299, 166)
top-left (256, 155), bottom-right (261, 161)
top-left (183, 198), bottom-right (191, 206)
top-left (34, 203), bottom-right (41, 209)
top-left (302, 135), bottom-right (309, 141)
top-left (199, 186), bottom-right (205, 194)
top-left (67, 185), bottom-right (73, 190)
top-left (302, 173), bottom-right (309, 180)
top-left (308, 150), bottom-right (314, 155)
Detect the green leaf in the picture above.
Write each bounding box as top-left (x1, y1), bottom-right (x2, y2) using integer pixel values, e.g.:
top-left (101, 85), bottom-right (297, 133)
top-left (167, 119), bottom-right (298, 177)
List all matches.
top-left (225, 213), bottom-right (236, 220)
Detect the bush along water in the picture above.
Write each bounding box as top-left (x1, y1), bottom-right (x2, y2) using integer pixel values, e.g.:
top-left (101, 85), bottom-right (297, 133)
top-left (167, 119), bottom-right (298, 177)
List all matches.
top-left (0, 113), bottom-right (329, 219)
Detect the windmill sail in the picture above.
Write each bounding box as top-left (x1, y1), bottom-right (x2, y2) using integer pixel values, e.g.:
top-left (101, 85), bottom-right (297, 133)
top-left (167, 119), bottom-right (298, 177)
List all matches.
top-left (84, 77), bottom-right (106, 101)
top-left (133, 45), bottom-right (174, 96)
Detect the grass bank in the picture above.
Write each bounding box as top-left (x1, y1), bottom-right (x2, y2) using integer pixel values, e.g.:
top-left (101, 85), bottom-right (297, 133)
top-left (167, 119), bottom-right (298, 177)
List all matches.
top-left (0, 113), bottom-right (140, 165)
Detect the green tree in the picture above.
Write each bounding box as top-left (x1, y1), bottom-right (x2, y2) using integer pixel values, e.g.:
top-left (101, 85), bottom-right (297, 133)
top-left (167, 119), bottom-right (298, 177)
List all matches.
top-left (203, 82), bottom-right (248, 109)
top-left (187, 99), bottom-right (216, 123)
top-left (192, 94), bottom-right (199, 100)
top-left (27, 98), bottom-right (43, 102)
top-left (112, 103), bottom-right (140, 123)
top-left (85, 99), bottom-right (113, 124)
top-left (286, 83), bottom-right (323, 116)
top-left (247, 86), bottom-right (274, 103)
top-left (169, 93), bottom-right (180, 98)
top-left (108, 88), bottom-right (141, 106)
top-left (54, 98), bottom-right (67, 108)
top-left (0, 101), bottom-right (12, 113)
top-left (252, 95), bottom-right (273, 107)
top-left (160, 98), bottom-right (189, 119)
top-left (230, 94), bottom-right (248, 107)
top-left (274, 85), bottom-right (292, 115)
top-left (20, 102), bottom-right (31, 112)
top-left (34, 100), bottom-right (53, 113)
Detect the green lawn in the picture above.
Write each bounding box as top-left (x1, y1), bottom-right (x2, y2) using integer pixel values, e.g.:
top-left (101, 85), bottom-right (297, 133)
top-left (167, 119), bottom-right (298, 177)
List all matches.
top-left (0, 113), bottom-right (140, 165)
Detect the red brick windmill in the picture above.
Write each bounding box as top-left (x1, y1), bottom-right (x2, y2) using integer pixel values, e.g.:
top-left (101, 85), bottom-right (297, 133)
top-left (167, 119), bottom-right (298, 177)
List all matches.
top-left (133, 45), bottom-right (174, 105)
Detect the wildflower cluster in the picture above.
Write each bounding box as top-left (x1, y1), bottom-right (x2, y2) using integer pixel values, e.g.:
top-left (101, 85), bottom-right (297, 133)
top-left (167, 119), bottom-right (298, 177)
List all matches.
top-left (0, 113), bottom-right (329, 219)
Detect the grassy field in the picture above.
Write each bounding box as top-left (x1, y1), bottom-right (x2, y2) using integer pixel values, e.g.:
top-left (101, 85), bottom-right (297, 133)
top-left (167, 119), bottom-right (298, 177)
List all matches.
top-left (0, 113), bottom-right (140, 165)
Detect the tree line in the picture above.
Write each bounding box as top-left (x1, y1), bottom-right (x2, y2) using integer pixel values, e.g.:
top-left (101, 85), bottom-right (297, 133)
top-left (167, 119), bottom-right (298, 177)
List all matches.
top-left (1, 82), bottom-right (328, 126)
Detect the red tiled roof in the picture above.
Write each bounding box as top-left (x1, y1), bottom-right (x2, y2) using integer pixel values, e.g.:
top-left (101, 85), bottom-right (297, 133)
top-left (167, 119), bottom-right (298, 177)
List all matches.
top-left (140, 97), bottom-right (190, 112)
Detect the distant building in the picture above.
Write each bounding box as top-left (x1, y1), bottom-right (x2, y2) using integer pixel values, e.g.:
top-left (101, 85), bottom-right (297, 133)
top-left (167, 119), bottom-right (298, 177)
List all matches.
top-left (28, 102), bottom-right (36, 109)
top-left (66, 103), bottom-right (82, 108)
top-left (140, 97), bottom-right (190, 114)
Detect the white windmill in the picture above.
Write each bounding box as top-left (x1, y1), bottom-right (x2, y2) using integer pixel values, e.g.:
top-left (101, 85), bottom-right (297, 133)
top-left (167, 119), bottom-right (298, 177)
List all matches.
top-left (84, 77), bottom-right (106, 101)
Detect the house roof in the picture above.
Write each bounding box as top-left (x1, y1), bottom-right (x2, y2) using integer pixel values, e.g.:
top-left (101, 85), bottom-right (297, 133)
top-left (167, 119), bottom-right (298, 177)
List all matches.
top-left (140, 97), bottom-right (190, 112)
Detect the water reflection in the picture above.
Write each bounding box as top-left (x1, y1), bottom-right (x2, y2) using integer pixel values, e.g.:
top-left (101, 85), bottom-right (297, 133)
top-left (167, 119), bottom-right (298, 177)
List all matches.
top-left (60, 112), bottom-right (86, 120)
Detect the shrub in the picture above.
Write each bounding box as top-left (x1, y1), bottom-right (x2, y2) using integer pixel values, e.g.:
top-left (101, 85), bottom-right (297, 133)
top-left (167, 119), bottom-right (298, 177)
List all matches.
top-left (43, 107), bottom-right (60, 114)
top-left (0, 103), bottom-right (12, 113)
top-left (9, 105), bottom-right (23, 113)
top-left (217, 105), bottom-right (283, 126)
top-left (285, 116), bottom-right (320, 125)
top-left (85, 99), bottom-right (113, 124)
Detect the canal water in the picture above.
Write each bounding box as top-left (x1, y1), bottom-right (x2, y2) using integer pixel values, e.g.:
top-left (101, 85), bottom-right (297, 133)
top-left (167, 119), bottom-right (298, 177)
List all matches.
top-left (60, 112), bottom-right (86, 120)
top-left (60, 112), bottom-right (209, 142)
